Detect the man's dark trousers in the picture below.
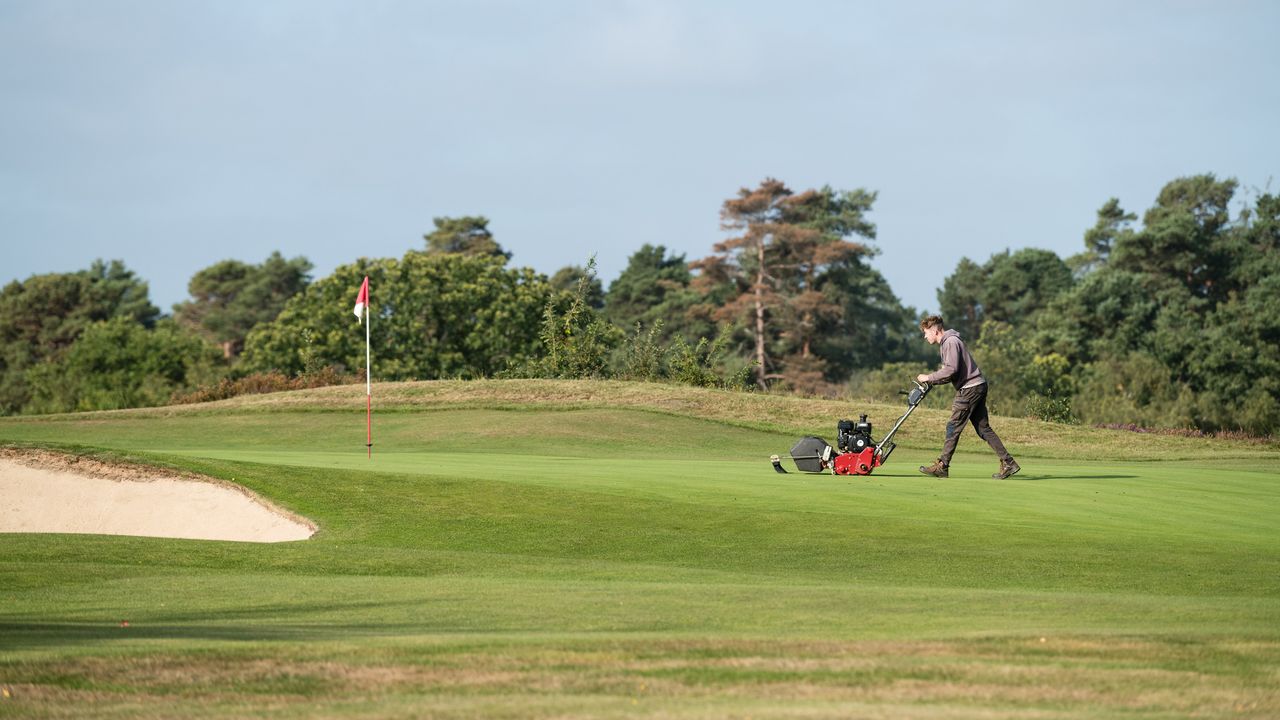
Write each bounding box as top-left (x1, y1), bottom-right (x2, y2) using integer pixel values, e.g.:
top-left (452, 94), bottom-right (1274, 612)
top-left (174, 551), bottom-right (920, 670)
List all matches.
top-left (939, 383), bottom-right (1012, 466)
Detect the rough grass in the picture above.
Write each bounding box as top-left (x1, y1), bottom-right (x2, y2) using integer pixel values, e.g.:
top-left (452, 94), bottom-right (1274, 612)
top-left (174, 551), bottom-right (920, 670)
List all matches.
top-left (1, 379), bottom-right (1278, 719)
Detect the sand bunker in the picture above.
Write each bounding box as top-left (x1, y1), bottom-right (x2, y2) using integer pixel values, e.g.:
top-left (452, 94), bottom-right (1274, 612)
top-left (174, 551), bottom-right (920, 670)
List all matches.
top-left (0, 451), bottom-right (315, 543)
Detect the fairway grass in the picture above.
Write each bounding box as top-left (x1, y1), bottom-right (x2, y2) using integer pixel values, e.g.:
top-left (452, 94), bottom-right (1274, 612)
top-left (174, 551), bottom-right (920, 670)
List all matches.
top-left (1, 380), bottom-right (1278, 718)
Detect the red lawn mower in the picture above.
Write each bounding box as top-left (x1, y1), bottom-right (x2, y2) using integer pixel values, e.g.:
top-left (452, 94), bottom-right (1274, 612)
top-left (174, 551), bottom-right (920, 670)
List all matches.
top-left (771, 380), bottom-right (932, 476)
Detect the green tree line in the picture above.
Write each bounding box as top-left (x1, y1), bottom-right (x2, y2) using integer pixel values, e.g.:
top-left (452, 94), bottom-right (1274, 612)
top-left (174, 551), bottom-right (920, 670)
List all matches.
top-left (2, 174), bottom-right (1275, 435)
top-left (929, 174), bottom-right (1279, 435)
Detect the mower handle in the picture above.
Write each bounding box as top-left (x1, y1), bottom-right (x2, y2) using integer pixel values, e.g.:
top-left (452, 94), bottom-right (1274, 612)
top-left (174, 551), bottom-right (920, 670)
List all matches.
top-left (874, 380), bottom-right (931, 457)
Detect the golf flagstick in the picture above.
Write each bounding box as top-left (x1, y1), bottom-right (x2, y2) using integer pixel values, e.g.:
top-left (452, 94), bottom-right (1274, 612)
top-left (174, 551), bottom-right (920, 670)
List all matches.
top-left (354, 276), bottom-right (372, 458)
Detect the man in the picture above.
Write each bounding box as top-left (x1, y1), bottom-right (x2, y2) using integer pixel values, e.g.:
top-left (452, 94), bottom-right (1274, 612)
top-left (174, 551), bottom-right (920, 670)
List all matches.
top-left (915, 315), bottom-right (1020, 479)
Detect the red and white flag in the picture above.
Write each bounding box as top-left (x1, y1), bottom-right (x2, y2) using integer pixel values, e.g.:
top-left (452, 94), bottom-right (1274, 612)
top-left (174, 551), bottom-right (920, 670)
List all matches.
top-left (353, 276), bottom-right (369, 321)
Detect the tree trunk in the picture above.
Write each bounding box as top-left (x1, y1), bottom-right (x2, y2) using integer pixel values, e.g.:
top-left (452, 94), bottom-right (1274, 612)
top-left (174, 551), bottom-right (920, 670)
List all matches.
top-left (755, 239), bottom-right (767, 390)
top-left (802, 266), bottom-right (814, 358)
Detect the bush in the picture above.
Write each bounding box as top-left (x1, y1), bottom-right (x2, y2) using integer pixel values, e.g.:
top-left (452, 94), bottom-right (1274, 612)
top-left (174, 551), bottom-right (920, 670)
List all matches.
top-left (1026, 392), bottom-right (1077, 424)
top-left (26, 318), bottom-right (223, 414)
top-left (171, 366), bottom-right (359, 405)
top-left (615, 321), bottom-right (667, 382)
top-left (243, 252), bottom-right (549, 380)
top-left (1023, 353), bottom-right (1077, 423)
top-left (509, 258), bottom-right (622, 380)
top-left (667, 330), bottom-right (753, 390)
top-left (507, 258), bottom-right (752, 391)
top-left (1073, 353), bottom-right (1197, 429)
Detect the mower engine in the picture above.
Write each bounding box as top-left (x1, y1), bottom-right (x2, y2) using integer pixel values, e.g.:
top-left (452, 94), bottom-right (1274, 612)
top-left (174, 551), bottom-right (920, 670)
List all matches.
top-left (834, 415), bottom-right (878, 475)
top-left (837, 415), bottom-right (873, 453)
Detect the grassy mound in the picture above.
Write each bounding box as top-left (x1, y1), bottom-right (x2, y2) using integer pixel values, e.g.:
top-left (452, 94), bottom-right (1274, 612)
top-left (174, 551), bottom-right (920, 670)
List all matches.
top-left (16, 378), bottom-right (1276, 461)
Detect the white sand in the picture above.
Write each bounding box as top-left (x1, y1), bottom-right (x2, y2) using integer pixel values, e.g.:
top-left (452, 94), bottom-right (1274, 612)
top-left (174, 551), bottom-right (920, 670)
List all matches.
top-left (0, 457), bottom-right (315, 543)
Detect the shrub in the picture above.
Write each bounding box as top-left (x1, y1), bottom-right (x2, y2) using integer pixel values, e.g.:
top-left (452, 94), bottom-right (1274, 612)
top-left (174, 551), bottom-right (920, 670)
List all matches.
top-left (616, 321), bottom-right (667, 382)
top-left (510, 258), bottom-right (622, 380)
top-left (171, 366), bottom-right (358, 405)
top-left (667, 329), bottom-right (753, 390)
top-left (26, 318), bottom-right (223, 414)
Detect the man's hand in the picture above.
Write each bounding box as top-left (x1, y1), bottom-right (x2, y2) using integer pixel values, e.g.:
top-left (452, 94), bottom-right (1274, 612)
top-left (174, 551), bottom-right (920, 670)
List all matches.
top-left (916, 373), bottom-right (930, 384)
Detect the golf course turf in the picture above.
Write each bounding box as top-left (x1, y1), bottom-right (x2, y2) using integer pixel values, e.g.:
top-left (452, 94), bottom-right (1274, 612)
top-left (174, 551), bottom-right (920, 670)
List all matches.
top-left (1, 379), bottom-right (1277, 718)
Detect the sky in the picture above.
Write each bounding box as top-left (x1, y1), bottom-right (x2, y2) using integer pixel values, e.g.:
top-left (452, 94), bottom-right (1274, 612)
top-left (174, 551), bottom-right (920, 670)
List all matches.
top-left (2, 0), bottom-right (1278, 316)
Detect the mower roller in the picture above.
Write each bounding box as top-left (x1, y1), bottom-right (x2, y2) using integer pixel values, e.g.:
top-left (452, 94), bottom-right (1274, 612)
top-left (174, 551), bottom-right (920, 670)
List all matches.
top-left (770, 380), bottom-right (932, 476)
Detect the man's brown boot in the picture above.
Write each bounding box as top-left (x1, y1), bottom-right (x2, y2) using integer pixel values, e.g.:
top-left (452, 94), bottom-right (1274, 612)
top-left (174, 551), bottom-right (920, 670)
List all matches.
top-left (993, 459), bottom-right (1021, 479)
top-left (918, 459), bottom-right (949, 478)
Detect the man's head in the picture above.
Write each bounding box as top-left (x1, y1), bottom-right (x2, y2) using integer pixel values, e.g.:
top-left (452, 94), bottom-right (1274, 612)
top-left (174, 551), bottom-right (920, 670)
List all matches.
top-left (919, 315), bottom-right (945, 345)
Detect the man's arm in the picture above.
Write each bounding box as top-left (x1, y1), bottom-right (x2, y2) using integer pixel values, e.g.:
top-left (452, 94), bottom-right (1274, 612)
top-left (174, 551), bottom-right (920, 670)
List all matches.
top-left (918, 337), bottom-right (958, 385)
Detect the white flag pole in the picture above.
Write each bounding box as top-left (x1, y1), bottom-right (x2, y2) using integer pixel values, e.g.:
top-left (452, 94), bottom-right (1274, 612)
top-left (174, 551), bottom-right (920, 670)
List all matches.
top-left (365, 284), bottom-right (372, 459)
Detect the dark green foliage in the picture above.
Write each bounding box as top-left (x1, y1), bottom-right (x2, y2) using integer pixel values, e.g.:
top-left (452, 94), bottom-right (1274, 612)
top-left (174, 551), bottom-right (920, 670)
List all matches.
top-left (25, 317), bottom-right (222, 413)
top-left (602, 320), bottom-right (752, 390)
top-left (941, 176), bottom-right (1280, 435)
top-left (173, 251), bottom-right (312, 359)
top-left (243, 251), bottom-right (550, 380)
top-left (1034, 268), bottom-right (1164, 362)
top-left (968, 321), bottom-right (1035, 417)
top-left (815, 261), bottom-right (930, 378)
top-left (0, 259), bottom-right (160, 414)
top-left (1072, 352), bottom-right (1197, 429)
top-left (511, 256), bottom-right (752, 389)
top-left (667, 330), bottom-right (753, 390)
top-left (1071, 197), bottom-right (1137, 275)
top-left (985, 249), bottom-right (1074, 322)
top-left (1022, 353), bottom-right (1078, 424)
top-left (503, 258), bottom-right (621, 380)
top-left (617, 321), bottom-right (666, 382)
top-left (1111, 174), bottom-right (1237, 301)
top-left (970, 322), bottom-right (1076, 422)
top-left (937, 248), bottom-right (1073, 340)
top-left (1185, 272), bottom-right (1280, 434)
top-left (1223, 191), bottom-right (1280, 289)
top-left (936, 258), bottom-right (987, 340)
top-left (424, 215), bottom-right (511, 259)
top-left (933, 248), bottom-right (1081, 422)
top-left (603, 244), bottom-right (705, 343)
top-left (550, 264), bottom-right (605, 309)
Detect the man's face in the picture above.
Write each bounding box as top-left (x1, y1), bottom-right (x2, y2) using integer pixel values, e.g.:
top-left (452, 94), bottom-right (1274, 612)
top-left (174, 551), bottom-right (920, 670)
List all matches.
top-left (922, 325), bottom-right (943, 344)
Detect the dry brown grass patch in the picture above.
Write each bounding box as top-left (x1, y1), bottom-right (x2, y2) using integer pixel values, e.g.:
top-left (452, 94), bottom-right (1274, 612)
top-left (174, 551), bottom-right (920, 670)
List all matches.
top-left (7, 636), bottom-right (1278, 718)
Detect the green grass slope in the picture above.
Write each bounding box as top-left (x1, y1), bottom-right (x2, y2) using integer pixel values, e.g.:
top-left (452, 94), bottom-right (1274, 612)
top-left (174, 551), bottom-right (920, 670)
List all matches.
top-left (1, 380), bottom-right (1278, 719)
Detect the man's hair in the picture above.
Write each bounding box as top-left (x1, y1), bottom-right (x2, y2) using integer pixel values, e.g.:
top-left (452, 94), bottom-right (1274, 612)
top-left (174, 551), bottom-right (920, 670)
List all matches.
top-left (919, 315), bottom-right (944, 331)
